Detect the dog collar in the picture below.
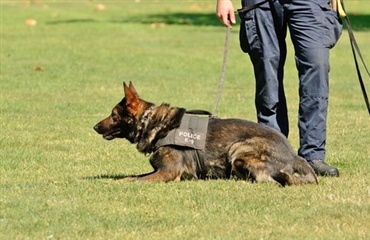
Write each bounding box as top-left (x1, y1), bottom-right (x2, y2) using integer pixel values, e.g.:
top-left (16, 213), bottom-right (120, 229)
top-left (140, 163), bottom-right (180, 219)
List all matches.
top-left (140, 106), bottom-right (154, 124)
top-left (134, 106), bottom-right (154, 144)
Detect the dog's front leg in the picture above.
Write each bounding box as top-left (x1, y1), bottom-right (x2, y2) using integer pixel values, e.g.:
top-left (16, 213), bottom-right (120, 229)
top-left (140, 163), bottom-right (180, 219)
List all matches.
top-left (134, 170), bottom-right (182, 182)
top-left (119, 148), bottom-right (184, 182)
top-left (117, 170), bottom-right (181, 182)
top-left (133, 148), bottom-right (184, 182)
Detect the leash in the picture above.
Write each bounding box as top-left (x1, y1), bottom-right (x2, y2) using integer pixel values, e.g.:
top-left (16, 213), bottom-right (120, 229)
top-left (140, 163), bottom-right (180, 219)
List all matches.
top-left (339, 0), bottom-right (370, 115)
top-left (212, 0), bottom-right (272, 116)
top-left (213, 24), bottom-right (231, 116)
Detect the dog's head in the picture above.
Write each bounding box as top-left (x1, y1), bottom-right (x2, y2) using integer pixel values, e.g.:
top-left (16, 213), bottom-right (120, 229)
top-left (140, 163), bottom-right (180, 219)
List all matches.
top-left (93, 82), bottom-right (153, 143)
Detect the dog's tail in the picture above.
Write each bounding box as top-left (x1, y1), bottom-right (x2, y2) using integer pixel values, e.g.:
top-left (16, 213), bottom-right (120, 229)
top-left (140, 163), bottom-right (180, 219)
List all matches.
top-left (272, 156), bottom-right (318, 186)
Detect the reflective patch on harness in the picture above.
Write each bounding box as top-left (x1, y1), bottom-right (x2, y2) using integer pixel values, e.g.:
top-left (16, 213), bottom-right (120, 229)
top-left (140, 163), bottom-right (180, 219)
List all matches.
top-left (155, 114), bottom-right (209, 150)
top-left (174, 128), bottom-right (206, 149)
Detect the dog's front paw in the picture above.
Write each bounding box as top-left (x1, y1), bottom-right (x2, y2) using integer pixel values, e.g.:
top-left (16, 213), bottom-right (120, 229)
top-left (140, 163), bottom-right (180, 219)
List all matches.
top-left (117, 177), bottom-right (137, 182)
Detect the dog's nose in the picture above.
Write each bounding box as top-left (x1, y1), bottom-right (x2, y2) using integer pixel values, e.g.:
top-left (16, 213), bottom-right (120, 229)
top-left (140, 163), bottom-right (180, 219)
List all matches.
top-left (93, 124), bottom-right (100, 132)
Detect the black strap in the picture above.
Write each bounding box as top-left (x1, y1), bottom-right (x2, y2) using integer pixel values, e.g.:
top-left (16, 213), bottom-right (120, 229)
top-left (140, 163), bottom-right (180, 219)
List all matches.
top-left (185, 109), bottom-right (213, 116)
top-left (192, 150), bottom-right (207, 179)
top-left (237, 0), bottom-right (270, 14)
top-left (341, 0), bottom-right (370, 115)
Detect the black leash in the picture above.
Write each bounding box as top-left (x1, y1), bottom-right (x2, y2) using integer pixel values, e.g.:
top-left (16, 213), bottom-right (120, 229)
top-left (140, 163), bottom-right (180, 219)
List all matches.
top-left (213, 25), bottom-right (231, 116)
top-left (340, 0), bottom-right (370, 115)
top-left (212, 0), bottom-right (270, 116)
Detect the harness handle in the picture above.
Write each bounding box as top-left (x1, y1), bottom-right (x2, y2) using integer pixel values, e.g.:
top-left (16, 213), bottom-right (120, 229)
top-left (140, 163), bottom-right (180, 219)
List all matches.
top-left (186, 109), bottom-right (213, 116)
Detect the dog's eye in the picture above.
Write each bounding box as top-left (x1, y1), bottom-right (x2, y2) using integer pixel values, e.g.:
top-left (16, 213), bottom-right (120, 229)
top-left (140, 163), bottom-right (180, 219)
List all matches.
top-left (111, 115), bottom-right (118, 122)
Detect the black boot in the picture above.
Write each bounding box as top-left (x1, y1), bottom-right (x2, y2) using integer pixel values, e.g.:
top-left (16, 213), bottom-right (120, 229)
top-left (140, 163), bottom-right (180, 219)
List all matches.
top-left (308, 160), bottom-right (339, 177)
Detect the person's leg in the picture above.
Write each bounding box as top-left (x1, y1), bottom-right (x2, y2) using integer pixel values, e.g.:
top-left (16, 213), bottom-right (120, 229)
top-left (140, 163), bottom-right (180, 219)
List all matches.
top-left (239, 0), bottom-right (288, 136)
top-left (286, 0), bottom-right (342, 176)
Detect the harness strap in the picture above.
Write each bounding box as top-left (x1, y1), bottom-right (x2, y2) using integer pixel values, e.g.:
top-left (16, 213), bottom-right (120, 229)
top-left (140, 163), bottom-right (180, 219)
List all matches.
top-left (186, 109), bottom-right (213, 116)
top-left (237, 0), bottom-right (270, 14)
top-left (192, 150), bottom-right (207, 179)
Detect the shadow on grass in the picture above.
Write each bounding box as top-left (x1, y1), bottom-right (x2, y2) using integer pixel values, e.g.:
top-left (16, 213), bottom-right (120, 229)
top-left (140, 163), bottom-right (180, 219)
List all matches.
top-left (46, 18), bottom-right (98, 24)
top-left (84, 174), bottom-right (130, 181)
top-left (84, 172), bottom-right (156, 181)
top-left (343, 14), bottom-right (370, 31)
top-left (114, 12), bottom-right (370, 31)
top-left (46, 13), bottom-right (370, 31)
top-left (110, 12), bottom-right (221, 26)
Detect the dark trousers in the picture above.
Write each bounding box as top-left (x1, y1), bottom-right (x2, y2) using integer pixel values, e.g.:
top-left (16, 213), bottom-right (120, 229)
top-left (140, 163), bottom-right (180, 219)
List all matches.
top-left (239, 0), bottom-right (342, 161)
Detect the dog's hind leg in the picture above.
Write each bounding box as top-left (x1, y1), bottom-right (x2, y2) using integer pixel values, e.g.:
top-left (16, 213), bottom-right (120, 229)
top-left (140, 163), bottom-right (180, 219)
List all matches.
top-left (269, 156), bottom-right (318, 186)
top-left (270, 171), bottom-right (294, 187)
top-left (291, 156), bottom-right (318, 184)
top-left (229, 141), bottom-right (277, 184)
top-left (229, 137), bottom-right (319, 186)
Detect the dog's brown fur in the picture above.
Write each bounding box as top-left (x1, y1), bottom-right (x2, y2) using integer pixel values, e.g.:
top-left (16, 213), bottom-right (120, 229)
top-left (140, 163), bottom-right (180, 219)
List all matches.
top-left (94, 82), bottom-right (318, 186)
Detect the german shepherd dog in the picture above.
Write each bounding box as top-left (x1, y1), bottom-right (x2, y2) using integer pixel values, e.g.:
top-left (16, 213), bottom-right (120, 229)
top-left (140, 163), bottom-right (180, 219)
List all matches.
top-left (94, 82), bottom-right (317, 186)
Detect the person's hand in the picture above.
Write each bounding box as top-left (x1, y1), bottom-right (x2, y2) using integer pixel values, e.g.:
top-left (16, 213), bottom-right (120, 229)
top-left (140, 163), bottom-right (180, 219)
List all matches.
top-left (216, 0), bottom-right (236, 27)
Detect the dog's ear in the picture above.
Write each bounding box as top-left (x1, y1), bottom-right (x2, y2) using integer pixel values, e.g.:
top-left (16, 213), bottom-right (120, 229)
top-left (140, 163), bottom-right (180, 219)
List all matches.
top-left (123, 82), bottom-right (140, 114)
top-left (128, 81), bottom-right (140, 99)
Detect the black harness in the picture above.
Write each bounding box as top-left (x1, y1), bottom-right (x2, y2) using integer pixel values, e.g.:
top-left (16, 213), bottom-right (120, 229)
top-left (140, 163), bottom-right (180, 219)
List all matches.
top-left (155, 111), bottom-right (211, 150)
top-left (155, 110), bottom-right (212, 178)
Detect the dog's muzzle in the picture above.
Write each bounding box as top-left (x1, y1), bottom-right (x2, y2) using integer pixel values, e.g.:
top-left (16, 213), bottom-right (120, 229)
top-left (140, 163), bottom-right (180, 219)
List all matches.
top-left (93, 124), bottom-right (103, 134)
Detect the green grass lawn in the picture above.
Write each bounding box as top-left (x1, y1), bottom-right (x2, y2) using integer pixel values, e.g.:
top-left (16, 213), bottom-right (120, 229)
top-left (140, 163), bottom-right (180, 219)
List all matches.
top-left (1, 1), bottom-right (370, 239)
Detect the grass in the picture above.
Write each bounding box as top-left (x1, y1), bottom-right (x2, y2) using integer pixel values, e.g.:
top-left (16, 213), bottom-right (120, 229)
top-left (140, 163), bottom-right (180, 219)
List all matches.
top-left (1, 0), bottom-right (370, 239)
